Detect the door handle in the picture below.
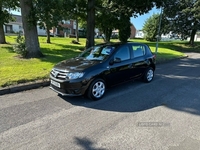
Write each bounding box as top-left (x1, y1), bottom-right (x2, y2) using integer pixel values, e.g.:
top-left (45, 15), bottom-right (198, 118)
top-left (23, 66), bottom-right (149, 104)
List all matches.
top-left (128, 64), bottom-right (135, 69)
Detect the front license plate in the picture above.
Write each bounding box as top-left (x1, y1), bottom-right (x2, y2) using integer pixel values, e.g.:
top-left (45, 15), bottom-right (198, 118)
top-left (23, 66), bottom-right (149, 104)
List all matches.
top-left (51, 80), bottom-right (60, 88)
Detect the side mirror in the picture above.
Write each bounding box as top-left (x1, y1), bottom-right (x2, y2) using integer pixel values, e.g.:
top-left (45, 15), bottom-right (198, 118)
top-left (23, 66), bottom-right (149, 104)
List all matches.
top-left (114, 57), bottom-right (121, 63)
top-left (109, 59), bottom-right (114, 65)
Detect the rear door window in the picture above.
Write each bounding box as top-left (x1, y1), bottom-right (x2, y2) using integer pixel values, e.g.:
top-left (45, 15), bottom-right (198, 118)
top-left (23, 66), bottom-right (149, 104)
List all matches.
top-left (132, 45), bottom-right (146, 58)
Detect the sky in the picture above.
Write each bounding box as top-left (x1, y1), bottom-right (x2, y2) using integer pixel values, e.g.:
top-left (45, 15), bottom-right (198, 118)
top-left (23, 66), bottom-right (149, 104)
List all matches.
top-left (130, 7), bottom-right (161, 30)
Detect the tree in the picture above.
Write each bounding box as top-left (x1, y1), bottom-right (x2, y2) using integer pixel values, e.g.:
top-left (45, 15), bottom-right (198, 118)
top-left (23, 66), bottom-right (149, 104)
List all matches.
top-left (20, 0), bottom-right (43, 58)
top-left (86, 0), bottom-right (95, 48)
top-left (143, 13), bottom-right (160, 41)
top-left (61, 0), bottom-right (166, 48)
top-left (96, 8), bottom-right (119, 42)
top-left (0, 0), bottom-right (18, 44)
top-left (35, 0), bottom-right (64, 43)
top-left (95, 0), bottom-right (120, 42)
top-left (118, 15), bottom-right (131, 42)
top-left (62, 0), bottom-right (87, 42)
top-left (163, 0), bottom-right (200, 45)
top-left (94, 0), bottom-right (166, 46)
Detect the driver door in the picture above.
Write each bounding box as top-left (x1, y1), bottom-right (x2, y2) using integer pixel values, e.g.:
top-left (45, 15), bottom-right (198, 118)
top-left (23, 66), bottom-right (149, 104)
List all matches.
top-left (107, 45), bottom-right (133, 85)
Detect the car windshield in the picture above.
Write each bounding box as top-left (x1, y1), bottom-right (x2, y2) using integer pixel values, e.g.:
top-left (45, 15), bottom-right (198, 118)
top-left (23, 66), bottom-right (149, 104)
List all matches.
top-left (79, 45), bottom-right (115, 61)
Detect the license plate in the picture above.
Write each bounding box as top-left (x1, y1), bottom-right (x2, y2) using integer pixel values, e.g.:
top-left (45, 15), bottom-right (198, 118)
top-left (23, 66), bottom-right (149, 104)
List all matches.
top-left (51, 80), bottom-right (60, 88)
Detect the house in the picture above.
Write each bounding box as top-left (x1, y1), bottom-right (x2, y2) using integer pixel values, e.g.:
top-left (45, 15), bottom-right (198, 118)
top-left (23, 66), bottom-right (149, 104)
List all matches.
top-left (55, 20), bottom-right (77, 37)
top-left (130, 24), bottom-right (136, 38)
top-left (4, 15), bottom-right (85, 37)
top-left (135, 30), bottom-right (145, 38)
top-left (3, 14), bottom-right (50, 36)
top-left (4, 14), bottom-right (137, 39)
top-left (187, 33), bottom-right (200, 41)
top-left (4, 14), bottom-right (23, 34)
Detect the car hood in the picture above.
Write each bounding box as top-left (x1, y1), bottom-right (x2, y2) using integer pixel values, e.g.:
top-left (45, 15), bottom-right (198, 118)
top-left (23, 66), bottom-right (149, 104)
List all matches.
top-left (53, 57), bottom-right (100, 72)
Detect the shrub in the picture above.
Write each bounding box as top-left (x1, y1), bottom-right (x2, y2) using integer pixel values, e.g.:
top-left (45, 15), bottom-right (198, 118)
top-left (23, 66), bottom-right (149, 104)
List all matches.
top-left (13, 34), bottom-right (28, 58)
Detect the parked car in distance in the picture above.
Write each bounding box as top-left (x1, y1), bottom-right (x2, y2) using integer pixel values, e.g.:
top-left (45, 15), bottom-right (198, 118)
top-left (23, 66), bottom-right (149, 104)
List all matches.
top-left (50, 42), bottom-right (156, 100)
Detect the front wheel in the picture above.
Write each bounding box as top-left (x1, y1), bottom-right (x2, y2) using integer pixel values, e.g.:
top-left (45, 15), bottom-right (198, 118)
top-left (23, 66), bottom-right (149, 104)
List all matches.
top-left (143, 67), bottom-right (154, 83)
top-left (87, 79), bottom-right (106, 100)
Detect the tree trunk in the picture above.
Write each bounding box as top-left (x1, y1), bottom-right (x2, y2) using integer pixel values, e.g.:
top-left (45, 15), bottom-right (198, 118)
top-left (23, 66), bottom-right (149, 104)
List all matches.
top-left (46, 27), bottom-right (51, 43)
top-left (76, 18), bottom-right (79, 42)
top-left (0, 24), bottom-right (6, 44)
top-left (104, 28), bottom-right (112, 42)
top-left (86, 0), bottom-right (95, 49)
top-left (0, 3), bottom-right (6, 44)
top-left (20, 0), bottom-right (43, 58)
top-left (189, 29), bottom-right (197, 46)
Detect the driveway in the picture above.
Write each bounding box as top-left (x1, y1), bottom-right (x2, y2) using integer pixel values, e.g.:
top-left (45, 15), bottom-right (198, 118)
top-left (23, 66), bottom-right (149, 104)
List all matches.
top-left (0, 52), bottom-right (200, 150)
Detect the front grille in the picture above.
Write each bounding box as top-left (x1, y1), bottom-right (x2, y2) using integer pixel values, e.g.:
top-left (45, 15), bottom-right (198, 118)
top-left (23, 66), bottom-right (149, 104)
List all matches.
top-left (51, 69), bottom-right (68, 80)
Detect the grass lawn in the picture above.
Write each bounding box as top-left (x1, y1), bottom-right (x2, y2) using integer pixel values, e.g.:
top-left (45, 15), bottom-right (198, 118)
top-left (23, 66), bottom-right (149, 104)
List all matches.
top-left (0, 35), bottom-right (199, 88)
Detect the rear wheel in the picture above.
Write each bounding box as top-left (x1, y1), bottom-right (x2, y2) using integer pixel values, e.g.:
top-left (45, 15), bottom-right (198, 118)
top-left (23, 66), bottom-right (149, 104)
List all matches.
top-left (87, 78), bottom-right (106, 100)
top-left (143, 67), bottom-right (154, 83)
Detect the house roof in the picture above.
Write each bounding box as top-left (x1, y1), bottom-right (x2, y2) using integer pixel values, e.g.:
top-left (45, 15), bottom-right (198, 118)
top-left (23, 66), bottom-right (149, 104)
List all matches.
top-left (11, 14), bottom-right (22, 23)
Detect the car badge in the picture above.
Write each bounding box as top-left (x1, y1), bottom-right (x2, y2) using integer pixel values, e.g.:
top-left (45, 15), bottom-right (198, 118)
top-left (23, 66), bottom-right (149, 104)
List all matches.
top-left (54, 71), bottom-right (59, 77)
top-left (70, 67), bottom-right (76, 70)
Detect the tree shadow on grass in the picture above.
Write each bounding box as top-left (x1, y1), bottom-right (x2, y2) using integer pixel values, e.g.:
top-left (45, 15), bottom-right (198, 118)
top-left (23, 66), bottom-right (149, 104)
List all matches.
top-left (39, 46), bottom-right (82, 64)
top-left (37, 41), bottom-right (87, 64)
top-left (0, 45), bottom-right (16, 54)
top-left (53, 42), bottom-right (85, 51)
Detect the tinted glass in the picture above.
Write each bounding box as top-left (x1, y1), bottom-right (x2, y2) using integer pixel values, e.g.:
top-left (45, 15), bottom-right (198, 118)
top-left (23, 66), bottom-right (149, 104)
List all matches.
top-left (132, 45), bottom-right (146, 57)
top-left (79, 45), bottom-right (115, 61)
top-left (114, 46), bottom-right (130, 61)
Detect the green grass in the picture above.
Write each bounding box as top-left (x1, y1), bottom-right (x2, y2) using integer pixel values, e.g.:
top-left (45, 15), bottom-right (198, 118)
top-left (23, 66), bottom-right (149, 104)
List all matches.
top-left (0, 36), bottom-right (199, 88)
top-left (0, 36), bottom-right (87, 87)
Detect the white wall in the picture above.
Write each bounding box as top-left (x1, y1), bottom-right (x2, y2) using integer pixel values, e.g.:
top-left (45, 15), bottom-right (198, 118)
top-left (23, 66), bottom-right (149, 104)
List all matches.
top-left (12, 24), bottom-right (23, 33)
top-left (135, 31), bottom-right (144, 38)
top-left (37, 26), bottom-right (47, 36)
top-left (187, 35), bottom-right (200, 41)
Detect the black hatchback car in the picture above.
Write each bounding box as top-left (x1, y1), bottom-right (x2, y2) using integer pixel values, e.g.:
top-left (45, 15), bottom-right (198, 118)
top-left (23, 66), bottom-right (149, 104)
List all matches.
top-left (50, 42), bottom-right (156, 100)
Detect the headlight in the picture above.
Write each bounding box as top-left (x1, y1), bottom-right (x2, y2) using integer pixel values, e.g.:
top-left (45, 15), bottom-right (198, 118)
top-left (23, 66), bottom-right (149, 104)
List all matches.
top-left (66, 72), bottom-right (84, 80)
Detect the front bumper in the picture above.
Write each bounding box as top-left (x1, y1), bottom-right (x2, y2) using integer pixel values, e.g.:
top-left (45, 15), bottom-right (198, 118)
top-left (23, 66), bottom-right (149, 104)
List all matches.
top-left (50, 86), bottom-right (82, 96)
top-left (49, 77), bottom-right (89, 96)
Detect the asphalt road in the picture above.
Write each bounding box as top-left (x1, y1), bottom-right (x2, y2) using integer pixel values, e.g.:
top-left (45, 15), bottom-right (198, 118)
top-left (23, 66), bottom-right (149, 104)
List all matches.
top-left (0, 53), bottom-right (200, 150)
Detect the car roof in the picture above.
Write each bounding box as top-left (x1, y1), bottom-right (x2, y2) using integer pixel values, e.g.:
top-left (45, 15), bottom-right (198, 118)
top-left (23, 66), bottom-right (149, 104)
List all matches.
top-left (95, 42), bottom-right (147, 47)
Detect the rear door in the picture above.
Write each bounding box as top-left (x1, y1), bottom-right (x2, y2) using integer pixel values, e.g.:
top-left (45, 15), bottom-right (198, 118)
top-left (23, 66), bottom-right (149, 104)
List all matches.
top-left (130, 44), bottom-right (147, 78)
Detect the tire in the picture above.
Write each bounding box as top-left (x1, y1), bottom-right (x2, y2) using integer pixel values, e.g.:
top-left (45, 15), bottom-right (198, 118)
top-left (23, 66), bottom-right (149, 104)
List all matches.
top-left (143, 67), bottom-right (154, 83)
top-left (87, 78), bottom-right (106, 100)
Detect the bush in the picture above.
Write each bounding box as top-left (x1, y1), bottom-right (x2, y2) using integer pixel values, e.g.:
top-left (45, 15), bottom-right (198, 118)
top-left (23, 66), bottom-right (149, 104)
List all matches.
top-left (13, 34), bottom-right (28, 58)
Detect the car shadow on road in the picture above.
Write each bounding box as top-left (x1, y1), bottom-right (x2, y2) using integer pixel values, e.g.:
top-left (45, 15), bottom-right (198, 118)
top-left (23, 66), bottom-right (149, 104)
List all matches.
top-left (59, 79), bottom-right (163, 113)
top-left (60, 56), bottom-right (200, 116)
